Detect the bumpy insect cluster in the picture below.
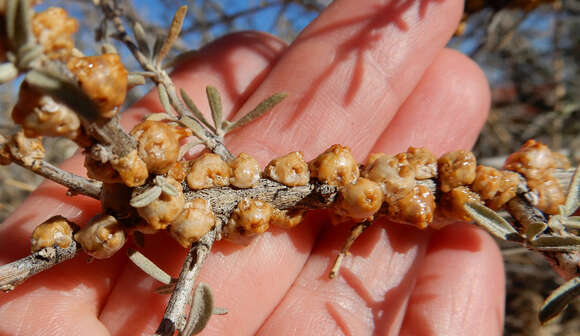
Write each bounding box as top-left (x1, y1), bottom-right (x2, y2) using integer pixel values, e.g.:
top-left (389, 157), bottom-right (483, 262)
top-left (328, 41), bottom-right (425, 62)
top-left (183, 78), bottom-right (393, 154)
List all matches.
top-left (504, 139), bottom-right (569, 214)
top-left (74, 214), bottom-right (126, 259)
top-left (14, 96), bottom-right (572, 259)
top-left (66, 54), bottom-right (128, 118)
top-left (0, 131), bottom-right (45, 166)
top-left (11, 83), bottom-right (82, 141)
top-left (31, 7), bottom-right (78, 61)
top-left (30, 215), bottom-right (75, 253)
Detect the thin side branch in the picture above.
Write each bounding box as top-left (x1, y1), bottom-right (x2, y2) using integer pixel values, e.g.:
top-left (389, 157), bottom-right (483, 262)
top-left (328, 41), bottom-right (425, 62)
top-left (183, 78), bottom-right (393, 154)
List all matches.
top-left (99, 0), bottom-right (234, 162)
top-left (156, 228), bottom-right (217, 336)
top-left (329, 221), bottom-right (371, 279)
top-left (13, 158), bottom-right (102, 199)
top-left (0, 243), bottom-right (80, 292)
top-left (507, 195), bottom-right (580, 279)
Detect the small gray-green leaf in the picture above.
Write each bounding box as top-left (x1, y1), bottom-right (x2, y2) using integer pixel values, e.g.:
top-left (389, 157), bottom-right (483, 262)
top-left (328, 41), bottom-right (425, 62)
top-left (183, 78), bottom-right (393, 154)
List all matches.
top-left (5, 0), bottom-right (18, 44)
top-left (155, 176), bottom-right (178, 196)
top-left (184, 282), bottom-right (214, 335)
top-left (17, 43), bottom-right (43, 68)
top-left (540, 277), bottom-right (580, 324)
top-left (531, 236), bottom-right (580, 252)
top-left (212, 307), bottom-right (228, 315)
top-left (179, 139), bottom-right (202, 160)
top-left (17, 0), bottom-right (32, 46)
top-left (8, 0), bottom-right (32, 49)
top-left (145, 112), bottom-right (176, 122)
top-left (226, 93), bottom-right (287, 132)
top-left (206, 86), bottom-right (222, 132)
top-left (180, 116), bottom-right (206, 140)
top-left (132, 22), bottom-right (150, 57)
top-left (525, 220), bottom-right (547, 241)
top-left (155, 6), bottom-right (187, 65)
top-left (25, 70), bottom-right (60, 89)
top-left (130, 185), bottom-right (162, 208)
top-left (562, 166), bottom-right (580, 217)
top-left (180, 88), bottom-right (214, 131)
top-left (157, 84), bottom-right (173, 115)
top-left (127, 248), bottom-right (172, 285)
top-left (100, 43), bottom-right (118, 55)
top-left (0, 63), bottom-right (18, 84)
top-left (152, 35), bottom-right (164, 60)
top-left (464, 202), bottom-right (522, 242)
top-left (128, 73), bottom-right (146, 88)
top-left (562, 216), bottom-right (580, 230)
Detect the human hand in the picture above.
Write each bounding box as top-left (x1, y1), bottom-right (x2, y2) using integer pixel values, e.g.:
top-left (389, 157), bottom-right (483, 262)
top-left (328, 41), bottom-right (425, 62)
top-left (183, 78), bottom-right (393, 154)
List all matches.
top-left (0, 0), bottom-right (503, 334)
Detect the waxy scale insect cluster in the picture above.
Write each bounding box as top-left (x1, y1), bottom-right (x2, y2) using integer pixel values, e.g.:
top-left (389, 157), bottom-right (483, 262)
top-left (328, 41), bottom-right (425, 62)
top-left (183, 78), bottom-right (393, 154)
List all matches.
top-left (17, 130), bottom-right (572, 260)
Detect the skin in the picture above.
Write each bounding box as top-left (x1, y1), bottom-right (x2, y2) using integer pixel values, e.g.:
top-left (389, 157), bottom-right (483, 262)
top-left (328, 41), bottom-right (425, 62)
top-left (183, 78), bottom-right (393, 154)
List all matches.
top-left (0, 0), bottom-right (504, 335)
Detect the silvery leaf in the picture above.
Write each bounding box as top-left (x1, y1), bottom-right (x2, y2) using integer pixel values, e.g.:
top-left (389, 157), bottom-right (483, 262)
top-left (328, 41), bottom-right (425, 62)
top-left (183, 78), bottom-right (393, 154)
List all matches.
top-left (183, 282), bottom-right (214, 335)
top-left (540, 277), bottom-right (580, 324)
top-left (212, 307), bottom-right (228, 315)
top-left (180, 116), bottom-right (206, 140)
top-left (127, 248), bottom-right (172, 285)
top-left (562, 166), bottom-right (580, 217)
top-left (132, 22), bottom-right (150, 57)
top-left (157, 178), bottom-right (178, 197)
top-left (128, 73), bottom-right (146, 87)
top-left (206, 86), bottom-right (222, 132)
top-left (225, 93), bottom-right (287, 132)
top-left (0, 63), bottom-right (18, 84)
top-left (158, 84), bottom-right (173, 115)
top-left (155, 6), bottom-right (187, 65)
top-left (130, 185), bottom-right (162, 208)
top-left (526, 219), bottom-right (547, 241)
top-left (464, 202), bottom-right (523, 242)
top-left (562, 216), bottom-right (580, 230)
top-left (180, 88), bottom-right (214, 131)
top-left (531, 235), bottom-right (580, 252)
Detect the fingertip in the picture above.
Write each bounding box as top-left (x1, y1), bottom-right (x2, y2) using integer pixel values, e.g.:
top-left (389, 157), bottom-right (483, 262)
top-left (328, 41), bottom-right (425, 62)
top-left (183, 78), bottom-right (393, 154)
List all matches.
top-left (373, 48), bottom-right (490, 155)
top-left (400, 223), bottom-right (504, 336)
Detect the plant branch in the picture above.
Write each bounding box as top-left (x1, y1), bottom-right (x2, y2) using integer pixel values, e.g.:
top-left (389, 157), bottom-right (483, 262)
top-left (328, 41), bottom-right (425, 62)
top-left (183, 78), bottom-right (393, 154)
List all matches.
top-left (99, 0), bottom-right (234, 162)
top-left (12, 158), bottom-right (102, 199)
top-left (0, 242), bottom-right (80, 292)
top-left (155, 227), bottom-right (217, 336)
top-left (507, 194), bottom-right (580, 279)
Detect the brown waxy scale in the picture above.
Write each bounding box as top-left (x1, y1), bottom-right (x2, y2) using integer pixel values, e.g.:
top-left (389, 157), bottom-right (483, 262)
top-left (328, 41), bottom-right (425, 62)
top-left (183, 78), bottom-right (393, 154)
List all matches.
top-left (25, 119), bottom-right (566, 259)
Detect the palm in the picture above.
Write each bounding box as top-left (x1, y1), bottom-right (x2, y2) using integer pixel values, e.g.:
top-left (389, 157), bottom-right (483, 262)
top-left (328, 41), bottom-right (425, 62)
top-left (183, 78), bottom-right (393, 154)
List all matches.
top-left (0, 0), bottom-right (503, 335)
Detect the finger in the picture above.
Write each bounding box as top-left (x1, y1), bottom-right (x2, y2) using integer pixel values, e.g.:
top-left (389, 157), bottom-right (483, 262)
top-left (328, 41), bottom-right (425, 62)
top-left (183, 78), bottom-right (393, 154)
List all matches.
top-left (98, 32), bottom-right (288, 335)
top-left (105, 0), bottom-right (469, 333)
top-left (399, 223), bottom-right (504, 336)
top-left (258, 49), bottom-right (489, 335)
top-left (372, 49), bottom-right (490, 155)
top-left (0, 31), bottom-right (285, 336)
top-left (225, 0), bottom-right (466, 163)
top-left (0, 157), bottom-right (117, 336)
top-left (196, 0), bottom-right (468, 333)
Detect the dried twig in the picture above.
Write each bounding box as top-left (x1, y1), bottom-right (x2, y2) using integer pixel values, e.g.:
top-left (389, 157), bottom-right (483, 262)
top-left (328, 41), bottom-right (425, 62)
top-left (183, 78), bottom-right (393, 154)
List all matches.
top-left (0, 243), bottom-right (80, 292)
top-left (12, 158), bottom-right (102, 199)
